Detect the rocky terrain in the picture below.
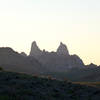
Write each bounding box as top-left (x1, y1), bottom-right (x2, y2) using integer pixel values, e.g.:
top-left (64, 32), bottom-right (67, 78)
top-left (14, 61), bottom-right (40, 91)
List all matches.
top-left (0, 42), bottom-right (100, 99)
top-left (0, 42), bottom-right (100, 82)
top-left (29, 41), bottom-right (84, 72)
top-left (0, 47), bottom-right (44, 74)
top-left (0, 71), bottom-right (100, 100)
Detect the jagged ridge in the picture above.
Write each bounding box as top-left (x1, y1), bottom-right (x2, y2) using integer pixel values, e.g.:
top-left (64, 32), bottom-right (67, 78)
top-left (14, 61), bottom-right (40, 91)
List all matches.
top-left (29, 41), bottom-right (84, 72)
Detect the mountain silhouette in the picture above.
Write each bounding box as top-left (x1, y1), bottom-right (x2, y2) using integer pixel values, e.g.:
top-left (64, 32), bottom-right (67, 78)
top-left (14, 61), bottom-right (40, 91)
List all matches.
top-left (0, 42), bottom-right (99, 81)
top-left (29, 41), bottom-right (84, 72)
top-left (30, 41), bottom-right (42, 57)
top-left (57, 42), bottom-right (69, 56)
top-left (0, 47), bottom-right (44, 74)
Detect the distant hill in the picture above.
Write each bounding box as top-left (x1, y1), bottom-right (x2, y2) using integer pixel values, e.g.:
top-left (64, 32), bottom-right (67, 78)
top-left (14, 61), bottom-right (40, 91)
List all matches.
top-left (0, 47), bottom-right (44, 74)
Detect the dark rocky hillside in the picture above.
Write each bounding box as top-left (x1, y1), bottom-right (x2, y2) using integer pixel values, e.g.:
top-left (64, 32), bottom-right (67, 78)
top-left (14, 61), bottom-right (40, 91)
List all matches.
top-left (0, 71), bottom-right (100, 100)
top-left (43, 67), bottom-right (100, 82)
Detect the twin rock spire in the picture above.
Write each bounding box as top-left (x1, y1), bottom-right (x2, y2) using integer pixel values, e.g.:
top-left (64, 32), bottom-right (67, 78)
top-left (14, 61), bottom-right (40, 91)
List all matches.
top-left (30, 41), bottom-right (69, 57)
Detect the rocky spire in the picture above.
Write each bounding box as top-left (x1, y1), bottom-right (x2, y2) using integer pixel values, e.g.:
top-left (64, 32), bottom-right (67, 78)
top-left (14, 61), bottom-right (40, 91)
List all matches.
top-left (57, 42), bottom-right (69, 56)
top-left (29, 41), bottom-right (42, 57)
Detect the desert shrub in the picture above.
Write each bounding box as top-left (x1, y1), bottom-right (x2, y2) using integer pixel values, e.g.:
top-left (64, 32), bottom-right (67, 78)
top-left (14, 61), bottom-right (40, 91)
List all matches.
top-left (0, 67), bottom-right (3, 71)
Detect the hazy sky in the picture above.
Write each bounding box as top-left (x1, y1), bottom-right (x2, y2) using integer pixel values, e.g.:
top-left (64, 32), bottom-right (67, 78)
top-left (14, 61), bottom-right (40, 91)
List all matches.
top-left (0, 0), bottom-right (100, 65)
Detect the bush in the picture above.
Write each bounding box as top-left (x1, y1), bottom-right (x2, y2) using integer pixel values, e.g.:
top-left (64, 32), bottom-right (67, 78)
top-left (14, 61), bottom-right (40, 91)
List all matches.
top-left (0, 67), bottom-right (3, 71)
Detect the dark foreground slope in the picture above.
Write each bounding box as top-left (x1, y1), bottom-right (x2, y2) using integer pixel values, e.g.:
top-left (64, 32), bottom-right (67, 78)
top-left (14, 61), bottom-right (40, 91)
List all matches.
top-left (0, 71), bottom-right (100, 100)
top-left (39, 67), bottom-right (100, 82)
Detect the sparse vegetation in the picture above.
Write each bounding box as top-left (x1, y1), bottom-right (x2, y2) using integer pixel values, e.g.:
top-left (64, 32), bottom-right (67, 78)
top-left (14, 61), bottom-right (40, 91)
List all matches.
top-left (0, 67), bottom-right (3, 71)
top-left (0, 71), bottom-right (100, 100)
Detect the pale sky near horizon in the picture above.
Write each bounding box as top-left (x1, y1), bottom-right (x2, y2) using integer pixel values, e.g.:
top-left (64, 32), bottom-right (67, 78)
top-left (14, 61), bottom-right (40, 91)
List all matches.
top-left (0, 0), bottom-right (100, 65)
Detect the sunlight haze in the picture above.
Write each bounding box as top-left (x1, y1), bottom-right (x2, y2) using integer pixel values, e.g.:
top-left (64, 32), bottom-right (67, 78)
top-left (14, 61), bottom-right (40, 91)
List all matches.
top-left (0, 0), bottom-right (100, 65)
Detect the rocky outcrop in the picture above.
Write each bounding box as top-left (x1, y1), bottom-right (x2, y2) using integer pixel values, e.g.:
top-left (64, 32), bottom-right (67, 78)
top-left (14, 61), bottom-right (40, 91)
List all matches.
top-left (57, 42), bottom-right (69, 56)
top-left (30, 41), bottom-right (42, 57)
top-left (30, 41), bottom-right (69, 57)
top-left (29, 41), bottom-right (84, 72)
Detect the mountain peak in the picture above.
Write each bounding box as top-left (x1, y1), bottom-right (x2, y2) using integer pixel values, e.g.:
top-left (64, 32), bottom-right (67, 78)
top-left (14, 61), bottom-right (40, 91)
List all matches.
top-left (57, 42), bottom-right (69, 56)
top-left (60, 42), bottom-right (63, 45)
top-left (32, 41), bottom-right (38, 47)
top-left (29, 41), bottom-right (42, 57)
